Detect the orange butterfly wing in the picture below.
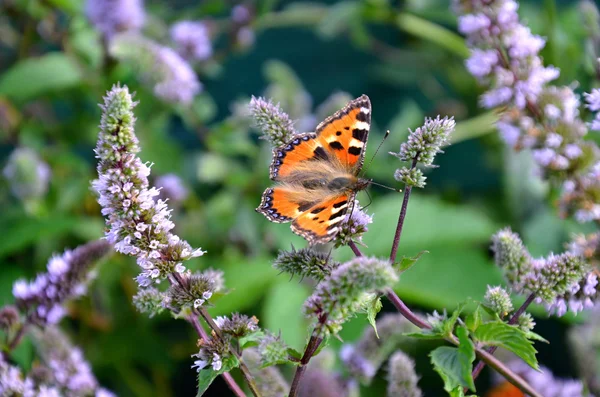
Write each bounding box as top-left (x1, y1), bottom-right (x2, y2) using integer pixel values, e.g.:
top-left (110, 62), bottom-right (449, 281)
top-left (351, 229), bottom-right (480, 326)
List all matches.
top-left (269, 95), bottom-right (371, 181)
top-left (291, 194), bottom-right (353, 245)
top-left (315, 94), bottom-right (371, 173)
top-left (257, 187), bottom-right (314, 223)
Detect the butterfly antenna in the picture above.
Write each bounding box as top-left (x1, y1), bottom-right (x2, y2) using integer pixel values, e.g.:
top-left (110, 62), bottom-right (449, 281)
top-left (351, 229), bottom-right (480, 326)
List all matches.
top-left (362, 189), bottom-right (373, 210)
top-left (360, 129), bottom-right (391, 178)
top-left (369, 180), bottom-right (402, 193)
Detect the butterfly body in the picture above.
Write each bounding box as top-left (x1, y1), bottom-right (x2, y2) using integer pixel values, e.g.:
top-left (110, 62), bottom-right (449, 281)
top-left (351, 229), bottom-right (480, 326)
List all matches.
top-left (257, 95), bottom-right (371, 245)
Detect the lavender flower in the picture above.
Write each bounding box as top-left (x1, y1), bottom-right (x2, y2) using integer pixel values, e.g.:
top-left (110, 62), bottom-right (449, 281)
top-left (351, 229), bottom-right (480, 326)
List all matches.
top-left (192, 334), bottom-right (229, 372)
top-left (390, 116), bottom-right (455, 167)
top-left (109, 35), bottom-right (201, 105)
top-left (3, 147), bottom-right (51, 202)
top-left (170, 21), bottom-right (212, 62)
top-left (386, 351), bottom-right (422, 397)
top-left (12, 240), bottom-right (111, 326)
top-left (85, 0), bottom-right (145, 39)
top-left (484, 285), bottom-right (514, 317)
top-left (0, 360), bottom-right (32, 396)
top-left (490, 359), bottom-right (589, 397)
top-left (394, 168), bottom-right (426, 188)
top-left (273, 247), bottom-right (339, 281)
top-left (340, 313), bottom-right (418, 384)
top-left (155, 173), bottom-right (189, 204)
top-left (92, 85), bottom-right (205, 287)
top-left (304, 257), bottom-right (398, 337)
top-left (231, 5), bottom-right (252, 24)
top-left (491, 228), bottom-right (532, 288)
top-left (334, 202), bottom-right (373, 247)
top-left (248, 96), bottom-right (297, 147)
top-left (517, 312), bottom-right (536, 332)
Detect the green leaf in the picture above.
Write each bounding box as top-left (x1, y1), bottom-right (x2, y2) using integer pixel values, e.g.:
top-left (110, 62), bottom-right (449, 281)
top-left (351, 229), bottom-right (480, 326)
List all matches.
top-left (456, 326), bottom-right (476, 391)
top-left (465, 305), bottom-right (482, 332)
top-left (524, 331), bottom-right (549, 344)
top-left (443, 302), bottom-right (466, 337)
top-left (430, 344), bottom-right (475, 393)
top-left (286, 347), bottom-right (303, 361)
top-left (403, 331), bottom-right (444, 340)
top-left (396, 250), bottom-right (429, 273)
top-left (473, 322), bottom-right (539, 370)
top-left (239, 331), bottom-right (265, 349)
top-left (196, 355), bottom-right (240, 396)
top-left (365, 296), bottom-right (383, 338)
top-left (0, 53), bottom-right (82, 101)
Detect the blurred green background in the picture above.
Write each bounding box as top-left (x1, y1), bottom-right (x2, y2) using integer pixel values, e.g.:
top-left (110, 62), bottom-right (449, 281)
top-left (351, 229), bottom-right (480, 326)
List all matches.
top-left (1, 0), bottom-right (597, 395)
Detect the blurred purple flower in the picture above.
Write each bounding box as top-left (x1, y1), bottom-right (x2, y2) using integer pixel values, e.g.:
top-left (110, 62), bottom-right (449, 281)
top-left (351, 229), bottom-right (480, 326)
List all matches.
top-left (85, 0), bottom-right (145, 39)
top-left (12, 240), bottom-right (111, 326)
top-left (170, 21), bottom-right (212, 61)
top-left (3, 147), bottom-right (50, 202)
top-left (155, 173), bottom-right (189, 204)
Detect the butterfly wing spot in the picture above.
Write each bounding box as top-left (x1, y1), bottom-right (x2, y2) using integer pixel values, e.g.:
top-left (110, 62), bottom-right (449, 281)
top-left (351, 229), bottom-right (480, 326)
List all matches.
top-left (313, 147), bottom-right (329, 161)
top-left (290, 195), bottom-right (351, 245)
top-left (315, 95), bottom-right (371, 172)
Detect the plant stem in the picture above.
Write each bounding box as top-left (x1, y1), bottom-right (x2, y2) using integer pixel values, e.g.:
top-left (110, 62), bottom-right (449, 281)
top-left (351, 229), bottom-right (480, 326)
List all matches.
top-left (288, 334), bottom-right (323, 397)
top-left (470, 293), bottom-right (536, 381)
top-left (170, 273), bottom-right (255, 397)
top-left (389, 158), bottom-right (418, 264)
top-left (197, 307), bottom-right (262, 397)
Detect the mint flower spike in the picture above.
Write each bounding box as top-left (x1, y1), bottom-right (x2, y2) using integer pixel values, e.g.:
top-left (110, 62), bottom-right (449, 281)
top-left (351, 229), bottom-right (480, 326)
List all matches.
top-left (248, 96), bottom-right (297, 148)
top-left (303, 257), bottom-right (398, 337)
top-left (92, 84), bottom-right (205, 288)
top-left (12, 240), bottom-right (112, 326)
top-left (484, 285), bottom-right (514, 318)
top-left (273, 247), bottom-right (340, 281)
top-left (386, 351), bottom-right (422, 397)
top-left (390, 116), bottom-right (455, 167)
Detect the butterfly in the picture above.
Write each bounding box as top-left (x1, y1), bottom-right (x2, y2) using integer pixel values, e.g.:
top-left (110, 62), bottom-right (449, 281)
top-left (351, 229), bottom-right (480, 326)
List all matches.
top-left (256, 94), bottom-right (372, 245)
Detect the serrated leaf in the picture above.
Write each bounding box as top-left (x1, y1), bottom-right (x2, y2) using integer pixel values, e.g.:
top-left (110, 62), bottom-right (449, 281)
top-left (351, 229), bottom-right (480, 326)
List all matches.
top-left (456, 326), bottom-right (476, 391)
top-left (365, 296), bottom-right (383, 338)
top-left (465, 305), bottom-right (482, 332)
top-left (196, 355), bottom-right (240, 396)
top-left (430, 344), bottom-right (475, 393)
top-left (239, 331), bottom-right (265, 349)
top-left (396, 250), bottom-right (429, 273)
top-left (443, 302), bottom-right (466, 337)
top-left (0, 53), bottom-right (82, 101)
top-left (473, 321), bottom-right (539, 370)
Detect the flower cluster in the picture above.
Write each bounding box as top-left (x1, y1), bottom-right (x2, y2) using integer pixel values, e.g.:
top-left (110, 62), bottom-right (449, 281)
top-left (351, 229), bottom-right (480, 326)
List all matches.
top-left (230, 5), bottom-right (255, 50)
top-left (170, 21), bottom-right (212, 62)
top-left (386, 351), bottom-right (422, 397)
top-left (132, 286), bottom-right (165, 317)
top-left (334, 202), bottom-right (373, 247)
top-left (390, 116), bottom-right (455, 167)
top-left (484, 285), bottom-right (514, 318)
top-left (31, 327), bottom-right (116, 397)
top-left (491, 228), bottom-right (596, 316)
top-left (304, 257), bottom-right (398, 336)
top-left (85, 0), bottom-right (145, 39)
top-left (489, 360), bottom-right (589, 397)
top-left (340, 313), bottom-right (418, 384)
top-left (214, 313), bottom-right (259, 338)
top-left (164, 269), bottom-right (224, 311)
top-left (192, 332), bottom-right (230, 372)
top-left (0, 328), bottom-right (115, 397)
top-left (273, 246), bottom-right (339, 281)
top-left (92, 85), bottom-right (205, 288)
top-left (257, 332), bottom-right (289, 367)
top-left (3, 147), bottom-right (51, 202)
top-left (248, 96), bottom-right (298, 148)
top-left (12, 240), bottom-right (111, 325)
top-left (455, 0), bottom-right (600, 225)
top-left (109, 35), bottom-right (201, 104)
